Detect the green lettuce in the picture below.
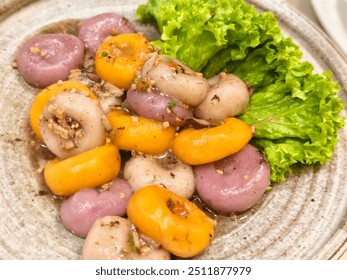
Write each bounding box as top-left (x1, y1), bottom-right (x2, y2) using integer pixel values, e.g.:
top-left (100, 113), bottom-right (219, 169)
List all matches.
top-left (239, 71), bottom-right (344, 182)
top-left (137, 0), bottom-right (261, 71)
top-left (137, 0), bottom-right (345, 182)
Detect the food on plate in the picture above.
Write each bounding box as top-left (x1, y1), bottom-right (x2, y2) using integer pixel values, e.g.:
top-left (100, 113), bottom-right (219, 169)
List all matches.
top-left (123, 153), bottom-right (195, 199)
top-left (60, 178), bottom-right (133, 237)
top-left (125, 80), bottom-right (193, 126)
top-left (137, 0), bottom-right (344, 182)
top-left (12, 0), bottom-right (344, 260)
top-left (194, 72), bottom-right (252, 122)
top-left (78, 12), bottom-right (135, 55)
top-left (39, 92), bottom-right (107, 159)
top-left (16, 34), bottom-right (84, 88)
top-left (44, 144), bottom-right (121, 196)
top-left (107, 109), bottom-right (176, 155)
top-left (30, 80), bottom-right (97, 141)
top-left (194, 144), bottom-right (271, 214)
top-left (127, 185), bottom-right (215, 258)
top-left (94, 33), bottom-right (150, 89)
top-left (82, 216), bottom-right (171, 260)
top-left (141, 53), bottom-right (209, 106)
top-left (96, 82), bottom-right (124, 114)
top-left (171, 117), bottom-right (254, 165)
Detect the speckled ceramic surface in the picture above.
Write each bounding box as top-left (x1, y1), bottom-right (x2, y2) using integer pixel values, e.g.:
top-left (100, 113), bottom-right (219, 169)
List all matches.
top-left (0, 0), bottom-right (346, 260)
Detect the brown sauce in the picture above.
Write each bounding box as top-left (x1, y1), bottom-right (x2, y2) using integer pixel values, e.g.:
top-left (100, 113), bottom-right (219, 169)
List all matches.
top-left (37, 19), bottom-right (82, 36)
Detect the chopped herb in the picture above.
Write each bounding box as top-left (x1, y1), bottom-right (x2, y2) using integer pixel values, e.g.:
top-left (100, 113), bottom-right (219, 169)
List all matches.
top-left (101, 51), bottom-right (108, 57)
top-left (168, 101), bottom-right (176, 109)
top-left (136, 81), bottom-right (149, 92)
top-left (140, 86), bottom-right (149, 92)
top-left (41, 29), bottom-right (50, 34)
top-left (127, 234), bottom-right (138, 253)
top-left (134, 78), bottom-right (143, 84)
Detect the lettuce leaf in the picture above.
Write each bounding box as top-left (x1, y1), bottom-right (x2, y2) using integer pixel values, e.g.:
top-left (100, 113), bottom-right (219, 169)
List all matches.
top-left (239, 71), bottom-right (344, 181)
top-left (137, 0), bottom-right (345, 182)
top-left (137, 0), bottom-right (260, 71)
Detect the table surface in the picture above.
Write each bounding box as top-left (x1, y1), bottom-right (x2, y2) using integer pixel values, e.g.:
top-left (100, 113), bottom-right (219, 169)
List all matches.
top-left (285, 0), bottom-right (321, 26)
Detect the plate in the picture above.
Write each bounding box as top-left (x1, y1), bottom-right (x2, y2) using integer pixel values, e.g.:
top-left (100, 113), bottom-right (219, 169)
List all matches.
top-left (311, 0), bottom-right (347, 56)
top-left (0, 0), bottom-right (346, 260)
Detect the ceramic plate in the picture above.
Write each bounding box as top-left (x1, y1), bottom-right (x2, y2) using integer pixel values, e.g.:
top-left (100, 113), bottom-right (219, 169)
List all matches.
top-left (0, 0), bottom-right (346, 260)
top-left (311, 0), bottom-right (347, 56)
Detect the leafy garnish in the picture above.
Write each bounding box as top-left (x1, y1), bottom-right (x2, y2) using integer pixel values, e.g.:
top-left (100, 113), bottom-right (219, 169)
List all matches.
top-left (168, 101), bottom-right (176, 109)
top-left (127, 234), bottom-right (138, 253)
top-left (137, 0), bottom-right (345, 182)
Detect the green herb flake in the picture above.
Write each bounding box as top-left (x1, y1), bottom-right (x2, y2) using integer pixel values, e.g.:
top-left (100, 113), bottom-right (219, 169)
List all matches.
top-left (140, 86), bottom-right (149, 92)
top-left (134, 78), bottom-right (143, 84)
top-left (127, 234), bottom-right (138, 253)
top-left (101, 51), bottom-right (108, 57)
top-left (168, 101), bottom-right (176, 109)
